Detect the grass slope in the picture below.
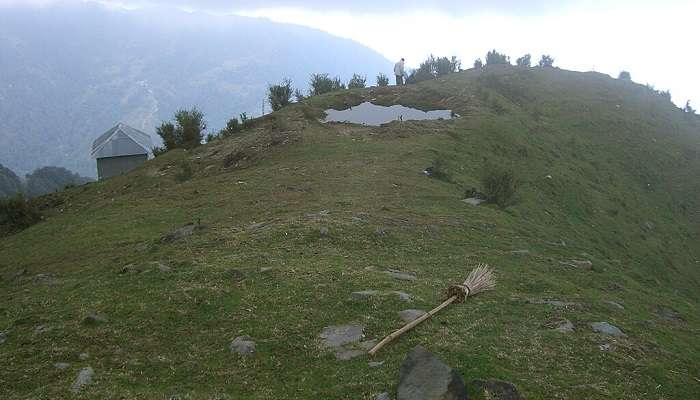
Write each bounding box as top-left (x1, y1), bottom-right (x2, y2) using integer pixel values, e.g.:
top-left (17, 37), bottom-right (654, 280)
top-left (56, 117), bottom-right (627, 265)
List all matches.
top-left (1, 66), bottom-right (700, 399)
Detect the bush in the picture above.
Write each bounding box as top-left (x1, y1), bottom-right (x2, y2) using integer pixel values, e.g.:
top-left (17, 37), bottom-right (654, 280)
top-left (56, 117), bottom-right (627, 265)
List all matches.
top-left (618, 71), bottom-right (631, 81)
top-left (376, 73), bottom-right (389, 87)
top-left (294, 89), bottom-right (306, 102)
top-left (481, 165), bottom-right (519, 208)
top-left (538, 55), bottom-right (555, 67)
top-left (0, 193), bottom-right (41, 233)
top-left (474, 58), bottom-right (483, 69)
top-left (309, 73), bottom-right (345, 96)
top-left (485, 50), bottom-right (510, 66)
top-left (685, 100), bottom-right (696, 114)
top-left (425, 158), bottom-right (451, 182)
top-left (156, 108), bottom-right (207, 151)
top-left (406, 55), bottom-right (461, 84)
top-left (348, 74), bottom-right (367, 89)
top-left (516, 54), bottom-right (531, 67)
top-left (268, 78), bottom-right (293, 111)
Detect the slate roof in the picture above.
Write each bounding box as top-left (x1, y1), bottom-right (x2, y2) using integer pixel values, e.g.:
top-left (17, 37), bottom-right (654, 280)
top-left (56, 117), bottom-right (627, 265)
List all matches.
top-left (91, 123), bottom-right (153, 159)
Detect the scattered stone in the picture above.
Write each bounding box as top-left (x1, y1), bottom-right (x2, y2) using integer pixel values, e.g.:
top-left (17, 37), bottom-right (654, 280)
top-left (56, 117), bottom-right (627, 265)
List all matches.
top-left (32, 273), bottom-right (54, 284)
top-left (397, 346), bottom-right (467, 400)
top-left (369, 361), bottom-right (385, 368)
top-left (319, 227), bottom-right (330, 237)
top-left (463, 197), bottom-right (484, 206)
top-left (259, 267), bottom-right (273, 273)
top-left (79, 352), bottom-right (90, 360)
top-left (469, 379), bottom-right (523, 400)
top-left (351, 290), bottom-right (380, 300)
top-left (374, 392), bottom-right (391, 400)
top-left (156, 262), bottom-right (172, 273)
top-left (55, 362), bottom-right (70, 370)
top-left (560, 260), bottom-right (593, 270)
top-left (644, 221), bottom-right (655, 231)
top-left (655, 305), bottom-right (683, 322)
top-left (229, 336), bottom-right (256, 356)
top-left (319, 324), bottom-right (364, 348)
top-left (134, 242), bottom-right (152, 252)
top-left (554, 319), bottom-right (575, 333)
top-left (160, 223), bottom-right (196, 243)
top-left (591, 322), bottom-right (626, 337)
top-left (385, 269), bottom-right (417, 281)
top-left (35, 325), bottom-right (50, 334)
top-left (82, 313), bottom-right (107, 326)
top-left (375, 227), bottom-right (388, 236)
top-left (527, 299), bottom-right (578, 307)
top-left (599, 343), bottom-right (616, 352)
top-left (399, 309), bottom-right (427, 323)
top-left (224, 268), bottom-right (246, 283)
top-left (9, 268), bottom-right (28, 281)
top-left (510, 250), bottom-right (530, 256)
top-left (248, 221), bottom-right (268, 231)
top-left (119, 264), bottom-right (141, 274)
top-left (603, 301), bottom-right (624, 310)
top-left (0, 331), bottom-right (6, 344)
top-left (70, 367), bottom-right (94, 393)
top-left (392, 291), bottom-right (413, 302)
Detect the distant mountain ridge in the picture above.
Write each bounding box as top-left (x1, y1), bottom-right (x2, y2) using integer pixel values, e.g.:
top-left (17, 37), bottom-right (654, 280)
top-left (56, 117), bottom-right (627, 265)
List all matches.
top-left (0, 3), bottom-right (392, 177)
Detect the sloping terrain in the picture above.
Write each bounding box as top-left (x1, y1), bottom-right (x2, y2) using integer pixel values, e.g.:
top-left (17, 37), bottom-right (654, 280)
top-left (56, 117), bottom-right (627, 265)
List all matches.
top-left (1, 66), bottom-right (699, 399)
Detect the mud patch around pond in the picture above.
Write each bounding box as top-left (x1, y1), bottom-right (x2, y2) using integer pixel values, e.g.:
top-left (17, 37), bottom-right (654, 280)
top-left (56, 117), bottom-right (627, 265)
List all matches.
top-left (323, 102), bottom-right (454, 126)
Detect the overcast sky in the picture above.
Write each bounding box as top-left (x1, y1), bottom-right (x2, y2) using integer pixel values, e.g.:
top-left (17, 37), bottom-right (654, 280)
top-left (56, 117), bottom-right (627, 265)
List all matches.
top-left (1, 0), bottom-right (698, 108)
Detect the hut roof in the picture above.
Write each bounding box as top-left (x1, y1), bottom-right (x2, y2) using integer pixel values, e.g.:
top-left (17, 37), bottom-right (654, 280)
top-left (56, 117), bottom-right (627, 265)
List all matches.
top-left (91, 123), bottom-right (153, 159)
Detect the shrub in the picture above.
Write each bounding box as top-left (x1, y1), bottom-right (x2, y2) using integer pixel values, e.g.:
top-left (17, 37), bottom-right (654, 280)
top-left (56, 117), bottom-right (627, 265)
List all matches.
top-left (222, 117), bottom-right (242, 137)
top-left (516, 54), bottom-right (531, 67)
top-left (332, 77), bottom-right (346, 90)
top-left (268, 78), bottom-right (293, 111)
top-left (309, 73), bottom-right (345, 96)
top-left (425, 158), bottom-right (451, 182)
top-left (685, 100), bottom-right (696, 114)
top-left (538, 55), bottom-right (555, 67)
top-left (152, 146), bottom-right (167, 157)
top-left (348, 74), bottom-right (367, 89)
top-left (156, 107), bottom-right (207, 151)
top-left (376, 73), bottom-right (389, 87)
top-left (474, 58), bottom-right (483, 69)
top-left (239, 112), bottom-right (253, 129)
top-left (618, 71), bottom-right (631, 81)
top-left (294, 89), bottom-right (306, 102)
top-left (485, 50), bottom-right (510, 66)
top-left (481, 165), bottom-right (519, 208)
top-left (0, 193), bottom-right (41, 233)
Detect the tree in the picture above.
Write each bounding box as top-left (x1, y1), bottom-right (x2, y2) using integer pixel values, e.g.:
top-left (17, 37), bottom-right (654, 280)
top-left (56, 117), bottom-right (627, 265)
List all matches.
top-left (474, 58), bottom-right (483, 69)
top-left (309, 73), bottom-right (344, 96)
top-left (538, 55), bottom-right (555, 67)
top-left (516, 54), bottom-right (531, 68)
top-left (485, 50), bottom-right (510, 66)
top-left (685, 100), bottom-right (696, 114)
top-left (24, 166), bottom-right (91, 197)
top-left (156, 107), bottom-right (207, 151)
top-left (618, 71), bottom-right (631, 81)
top-left (348, 73), bottom-right (367, 89)
top-left (294, 88), bottom-right (306, 102)
top-left (376, 73), bottom-right (389, 87)
top-left (267, 78), bottom-right (293, 111)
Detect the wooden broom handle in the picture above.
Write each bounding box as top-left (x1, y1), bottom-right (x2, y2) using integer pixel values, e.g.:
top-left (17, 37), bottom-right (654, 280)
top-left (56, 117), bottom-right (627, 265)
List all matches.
top-left (368, 295), bottom-right (458, 356)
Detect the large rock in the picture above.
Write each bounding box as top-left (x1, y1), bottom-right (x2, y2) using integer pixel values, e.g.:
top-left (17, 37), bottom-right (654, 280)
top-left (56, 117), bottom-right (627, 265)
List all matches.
top-left (70, 367), bottom-right (94, 393)
top-left (229, 336), bottom-right (256, 356)
top-left (591, 322), bottom-right (626, 337)
top-left (319, 324), bottom-right (365, 348)
top-left (398, 346), bottom-right (467, 400)
top-left (399, 309), bottom-right (427, 323)
top-left (160, 224), bottom-right (196, 243)
top-left (384, 269), bottom-right (417, 281)
top-left (469, 379), bottom-right (522, 400)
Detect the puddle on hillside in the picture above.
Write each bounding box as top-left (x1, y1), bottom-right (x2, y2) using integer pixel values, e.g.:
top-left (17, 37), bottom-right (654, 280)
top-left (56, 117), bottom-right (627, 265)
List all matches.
top-left (323, 102), bottom-right (454, 126)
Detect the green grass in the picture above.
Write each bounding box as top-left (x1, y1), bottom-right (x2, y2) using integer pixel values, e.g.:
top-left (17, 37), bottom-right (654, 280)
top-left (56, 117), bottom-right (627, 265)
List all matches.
top-left (1, 66), bottom-right (700, 399)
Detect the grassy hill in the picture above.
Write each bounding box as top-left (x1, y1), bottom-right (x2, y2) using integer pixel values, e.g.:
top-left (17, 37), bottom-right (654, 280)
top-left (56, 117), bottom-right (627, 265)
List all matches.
top-left (1, 66), bottom-right (699, 399)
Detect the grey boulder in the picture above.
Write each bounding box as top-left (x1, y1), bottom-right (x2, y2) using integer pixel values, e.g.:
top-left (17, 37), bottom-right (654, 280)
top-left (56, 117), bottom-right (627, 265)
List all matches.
top-left (229, 336), bottom-right (256, 356)
top-left (591, 322), bottom-right (626, 337)
top-left (398, 346), bottom-right (467, 400)
top-left (71, 367), bottom-right (94, 393)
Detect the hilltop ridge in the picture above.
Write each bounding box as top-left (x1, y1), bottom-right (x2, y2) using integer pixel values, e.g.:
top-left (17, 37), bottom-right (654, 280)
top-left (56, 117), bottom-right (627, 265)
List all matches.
top-left (1, 66), bottom-right (699, 399)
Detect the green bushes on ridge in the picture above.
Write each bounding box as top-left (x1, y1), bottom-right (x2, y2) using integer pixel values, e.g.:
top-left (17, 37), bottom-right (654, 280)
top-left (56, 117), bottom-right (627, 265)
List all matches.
top-left (0, 193), bottom-right (41, 234)
top-left (481, 165), bottom-right (519, 208)
top-left (155, 108), bottom-right (207, 153)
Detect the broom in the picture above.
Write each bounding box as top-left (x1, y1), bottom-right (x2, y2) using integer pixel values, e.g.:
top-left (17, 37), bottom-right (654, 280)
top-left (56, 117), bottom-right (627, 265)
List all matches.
top-left (368, 264), bottom-right (496, 356)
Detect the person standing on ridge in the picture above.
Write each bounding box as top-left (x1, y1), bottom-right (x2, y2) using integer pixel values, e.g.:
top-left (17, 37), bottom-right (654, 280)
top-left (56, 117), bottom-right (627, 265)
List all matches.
top-left (394, 58), bottom-right (405, 85)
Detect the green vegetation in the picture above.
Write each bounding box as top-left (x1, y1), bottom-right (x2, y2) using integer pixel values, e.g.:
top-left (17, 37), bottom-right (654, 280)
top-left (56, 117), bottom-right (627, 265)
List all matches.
top-left (24, 166), bottom-right (92, 197)
top-left (481, 165), bottom-right (520, 208)
top-left (486, 49), bottom-right (510, 66)
top-left (516, 54), bottom-right (531, 68)
top-left (538, 54), bottom-right (555, 67)
top-left (0, 193), bottom-right (41, 235)
top-left (309, 73), bottom-right (345, 96)
top-left (474, 58), bottom-right (483, 69)
top-left (618, 71), bottom-right (632, 81)
top-left (376, 73), bottom-right (390, 87)
top-left (407, 55), bottom-right (461, 84)
top-left (1, 66), bottom-right (699, 399)
top-left (348, 74), bottom-right (367, 89)
top-left (267, 78), bottom-right (293, 111)
top-left (155, 108), bottom-right (207, 152)
top-left (0, 164), bottom-right (22, 198)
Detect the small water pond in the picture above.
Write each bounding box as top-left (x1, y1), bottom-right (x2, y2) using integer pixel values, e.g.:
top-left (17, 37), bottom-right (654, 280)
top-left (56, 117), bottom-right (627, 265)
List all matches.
top-left (323, 102), bottom-right (454, 126)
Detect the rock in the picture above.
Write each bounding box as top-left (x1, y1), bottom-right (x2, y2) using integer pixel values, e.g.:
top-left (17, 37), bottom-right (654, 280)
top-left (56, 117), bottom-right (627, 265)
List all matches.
top-left (229, 336), bottom-right (256, 356)
top-left (259, 267), bottom-right (273, 273)
top-left (55, 362), bottom-right (70, 370)
top-left (319, 324), bottom-right (364, 348)
top-left (248, 221), bottom-right (268, 231)
top-left (374, 392), bottom-right (391, 400)
top-left (510, 250), bottom-right (530, 256)
top-left (655, 305), bottom-right (683, 322)
top-left (392, 291), bottom-right (413, 302)
top-left (603, 301), bottom-right (624, 310)
top-left (35, 324), bottom-right (50, 334)
top-left (224, 268), bottom-right (246, 283)
top-left (160, 223), bottom-right (196, 243)
top-left (374, 227), bottom-right (388, 236)
top-left (554, 319), bottom-right (575, 333)
top-left (32, 273), bottom-right (54, 284)
top-left (463, 197), bottom-right (484, 206)
top-left (397, 346), bottom-right (467, 400)
top-left (0, 331), bottom-right (6, 344)
top-left (591, 322), bottom-right (626, 337)
top-left (469, 379), bottom-right (523, 400)
top-left (385, 269), bottom-right (417, 281)
top-left (319, 227), bottom-right (330, 237)
top-left (560, 260), bottom-right (593, 270)
top-left (351, 290), bottom-right (380, 300)
top-left (335, 349), bottom-right (366, 361)
top-left (82, 313), bottom-right (107, 326)
top-left (369, 361), bottom-right (385, 368)
top-left (79, 352), bottom-right (90, 360)
top-left (71, 367), bottom-right (94, 393)
top-left (157, 262), bottom-right (172, 273)
top-left (527, 299), bottom-right (578, 307)
top-left (399, 309), bottom-right (427, 323)
top-left (599, 343), bottom-right (616, 352)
